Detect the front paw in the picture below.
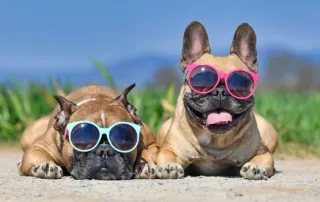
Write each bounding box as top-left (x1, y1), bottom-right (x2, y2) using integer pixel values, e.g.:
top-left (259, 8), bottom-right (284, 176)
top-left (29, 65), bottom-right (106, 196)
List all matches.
top-left (31, 162), bottom-right (63, 179)
top-left (156, 163), bottom-right (184, 179)
top-left (134, 163), bottom-right (157, 179)
top-left (240, 162), bottom-right (268, 180)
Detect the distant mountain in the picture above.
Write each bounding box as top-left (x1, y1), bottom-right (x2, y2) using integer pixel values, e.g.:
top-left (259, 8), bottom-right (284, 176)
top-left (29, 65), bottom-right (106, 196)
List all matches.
top-left (88, 52), bottom-right (181, 88)
top-left (1, 47), bottom-right (319, 89)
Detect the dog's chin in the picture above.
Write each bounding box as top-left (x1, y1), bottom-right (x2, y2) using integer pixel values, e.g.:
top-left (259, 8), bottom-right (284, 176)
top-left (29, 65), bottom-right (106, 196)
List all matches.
top-left (93, 167), bottom-right (133, 180)
top-left (185, 104), bottom-right (250, 134)
top-left (71, 163), bottom-right (134, 180)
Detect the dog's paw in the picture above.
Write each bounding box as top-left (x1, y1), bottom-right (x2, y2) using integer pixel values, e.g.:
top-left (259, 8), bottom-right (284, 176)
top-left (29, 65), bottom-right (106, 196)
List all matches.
top-left (135, 163), bottom-right (157, 179)
top-left (240, 162), bottom-right (268, 180)
top-left (31, 162), bottom-right (63, 179)
top-left (156, 163), bottom-right (184, 179)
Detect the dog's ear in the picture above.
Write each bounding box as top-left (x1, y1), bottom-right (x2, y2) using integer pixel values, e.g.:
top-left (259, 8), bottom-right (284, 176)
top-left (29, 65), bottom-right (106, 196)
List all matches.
top-left (113, 83), bottom-right (142, 124)
top-left (230, 23), bottom-right (258, 72)
top-left (180, 21), bottom-right (211, 72)
top-left (53, 95), bottom-right (78, 134)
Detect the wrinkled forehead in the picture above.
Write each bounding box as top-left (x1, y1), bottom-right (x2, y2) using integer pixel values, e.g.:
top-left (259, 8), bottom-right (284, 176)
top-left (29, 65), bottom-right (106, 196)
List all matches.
top-left (69, 101), bottom-right (133, 128)
top-left (193, 53), bottom-right (250, 73)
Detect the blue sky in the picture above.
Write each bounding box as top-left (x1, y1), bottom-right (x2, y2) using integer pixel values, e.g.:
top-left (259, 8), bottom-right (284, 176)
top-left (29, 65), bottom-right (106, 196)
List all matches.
top-left (0, 0), bottom-right (319, 74)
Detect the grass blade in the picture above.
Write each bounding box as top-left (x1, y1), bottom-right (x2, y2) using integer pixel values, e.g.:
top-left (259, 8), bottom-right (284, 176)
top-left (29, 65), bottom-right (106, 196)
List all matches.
top-left (6, 89), bottom-right (28, 123)
top-left (90, 58), bottom-right (117, 90)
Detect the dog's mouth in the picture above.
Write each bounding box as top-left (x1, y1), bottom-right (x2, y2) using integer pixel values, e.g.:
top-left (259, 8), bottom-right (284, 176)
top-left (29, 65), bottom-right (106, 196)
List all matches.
top-left (70, 151), bottom-right (135, 180)
top-left (186, 106), bottom-right (249, 133)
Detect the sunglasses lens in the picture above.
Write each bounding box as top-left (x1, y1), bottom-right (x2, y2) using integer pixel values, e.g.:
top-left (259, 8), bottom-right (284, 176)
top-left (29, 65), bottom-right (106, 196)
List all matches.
top-left (227, 71), bottom-right (254, 98)
top-left (70, 123), bottom-right (99, 151)
top-left (189, 65), bottom-right (218, 93)
top-left (109, 124), bottom-right (138, 152)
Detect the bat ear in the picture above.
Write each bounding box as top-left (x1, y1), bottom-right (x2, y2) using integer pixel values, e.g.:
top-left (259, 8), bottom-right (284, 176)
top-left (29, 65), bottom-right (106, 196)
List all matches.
top-left (180, 21), bottom-right (211, 72)
top-left (113, 83), bottom-right (141, 124)
top-left (53, 95), bottom-right (78, 134)
top-left (230, 23), bottom-right (258, 72)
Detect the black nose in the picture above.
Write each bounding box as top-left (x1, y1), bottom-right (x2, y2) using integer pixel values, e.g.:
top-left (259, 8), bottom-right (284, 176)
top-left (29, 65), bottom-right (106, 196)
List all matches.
top-left (95, 144), bottom-right (115, 158)
top-left (211, 86), bottom-right (229, 100)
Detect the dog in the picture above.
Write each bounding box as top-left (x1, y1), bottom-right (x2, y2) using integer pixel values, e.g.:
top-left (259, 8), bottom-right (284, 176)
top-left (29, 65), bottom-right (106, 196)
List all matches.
top-left (155, 21), bottom-right (278, 180)
top-left (18, 84), bottom-right (158, 180)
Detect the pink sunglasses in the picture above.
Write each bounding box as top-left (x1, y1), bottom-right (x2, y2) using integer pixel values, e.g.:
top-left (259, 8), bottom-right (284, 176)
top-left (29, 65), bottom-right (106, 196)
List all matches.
top-left (184, 64), bottom-right (259, 100)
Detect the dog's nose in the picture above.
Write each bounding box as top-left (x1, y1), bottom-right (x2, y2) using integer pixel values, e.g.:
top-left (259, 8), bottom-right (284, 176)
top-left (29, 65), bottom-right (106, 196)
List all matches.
top-left (212, 86), bottom-right (229, 100)
top-left (95, 144), bottom-right (115, 158)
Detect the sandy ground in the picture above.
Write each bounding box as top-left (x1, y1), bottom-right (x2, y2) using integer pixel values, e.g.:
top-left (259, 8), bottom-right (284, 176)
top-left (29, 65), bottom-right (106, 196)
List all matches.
top-left (0, 149), bottom-right (319, 202)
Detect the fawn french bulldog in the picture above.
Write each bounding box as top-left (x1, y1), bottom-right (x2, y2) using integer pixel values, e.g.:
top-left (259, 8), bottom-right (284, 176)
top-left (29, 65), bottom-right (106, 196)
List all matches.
top-left (155, 21), bottom-right (278, 180)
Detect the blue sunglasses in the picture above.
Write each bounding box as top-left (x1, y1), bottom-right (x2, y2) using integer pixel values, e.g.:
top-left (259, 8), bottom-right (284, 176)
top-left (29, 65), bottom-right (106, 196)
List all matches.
top-left (64, 121), bottom-right (141, 153)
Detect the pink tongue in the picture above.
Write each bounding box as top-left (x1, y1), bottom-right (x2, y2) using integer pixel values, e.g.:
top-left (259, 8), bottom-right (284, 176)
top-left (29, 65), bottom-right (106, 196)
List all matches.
top-left (205, 112), bottom-right (232, 126)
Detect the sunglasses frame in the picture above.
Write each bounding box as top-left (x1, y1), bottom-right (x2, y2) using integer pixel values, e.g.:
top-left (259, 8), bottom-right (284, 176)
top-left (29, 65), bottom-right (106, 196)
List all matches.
top-left (64, 121), bottom-right (141, 153)
top-left (184, 64), bottom-right (259, 100)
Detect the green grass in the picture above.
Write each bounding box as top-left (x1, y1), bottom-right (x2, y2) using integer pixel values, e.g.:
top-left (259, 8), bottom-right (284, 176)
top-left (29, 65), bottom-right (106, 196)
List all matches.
top-left (0, 61), bottom-right (319, 156)
top-left (254, 91), bottom-right (320, 156)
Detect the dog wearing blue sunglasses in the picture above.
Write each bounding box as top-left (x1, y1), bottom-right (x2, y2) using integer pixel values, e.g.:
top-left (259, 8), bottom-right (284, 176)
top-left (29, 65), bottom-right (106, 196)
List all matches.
top-left (18, 84), bottom-right (159, 180)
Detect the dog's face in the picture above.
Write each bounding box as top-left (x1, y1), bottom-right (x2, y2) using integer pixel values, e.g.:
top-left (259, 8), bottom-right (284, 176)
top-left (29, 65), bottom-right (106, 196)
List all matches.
top-left (180, 22), bottom-right (258, 135)
top-left (53, 84), bottom-right (142, 180)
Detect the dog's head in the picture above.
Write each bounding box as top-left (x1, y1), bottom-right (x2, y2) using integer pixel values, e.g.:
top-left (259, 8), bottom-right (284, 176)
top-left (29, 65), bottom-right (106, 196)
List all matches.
top-left (53, 84), bottom-right (142, 180)
top-left (181, 21), bottom-right (258, 135)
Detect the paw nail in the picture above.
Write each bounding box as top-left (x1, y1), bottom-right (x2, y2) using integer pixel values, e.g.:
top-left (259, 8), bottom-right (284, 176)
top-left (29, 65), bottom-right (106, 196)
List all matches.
top-left (252, 168), bottom-right (257, 174)
top-left (151, 168), bottom-right (155, 174)
top-left (41, 164), bottom-right (47, 171)
top-left (50, 167), bottom-right (54, 172)
top-left (158, 167), bottom-right (162, 172)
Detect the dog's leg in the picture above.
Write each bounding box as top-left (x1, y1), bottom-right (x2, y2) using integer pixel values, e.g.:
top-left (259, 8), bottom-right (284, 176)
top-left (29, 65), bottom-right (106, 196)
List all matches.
top-left (155, 149), bottom-right (189, 179)
top-left (19, 147), bottom-right (63, 179)
top-left (134, 144), bottom-right (159, 179)
top-left (20, 115), bottom-right (50, 152)
top-left (240, 151), bottom-right (274, 180)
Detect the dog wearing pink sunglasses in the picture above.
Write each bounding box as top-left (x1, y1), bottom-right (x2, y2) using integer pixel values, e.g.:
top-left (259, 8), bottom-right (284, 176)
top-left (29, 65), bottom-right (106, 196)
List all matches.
top-left (155, 21), bottom-right (278, 180)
